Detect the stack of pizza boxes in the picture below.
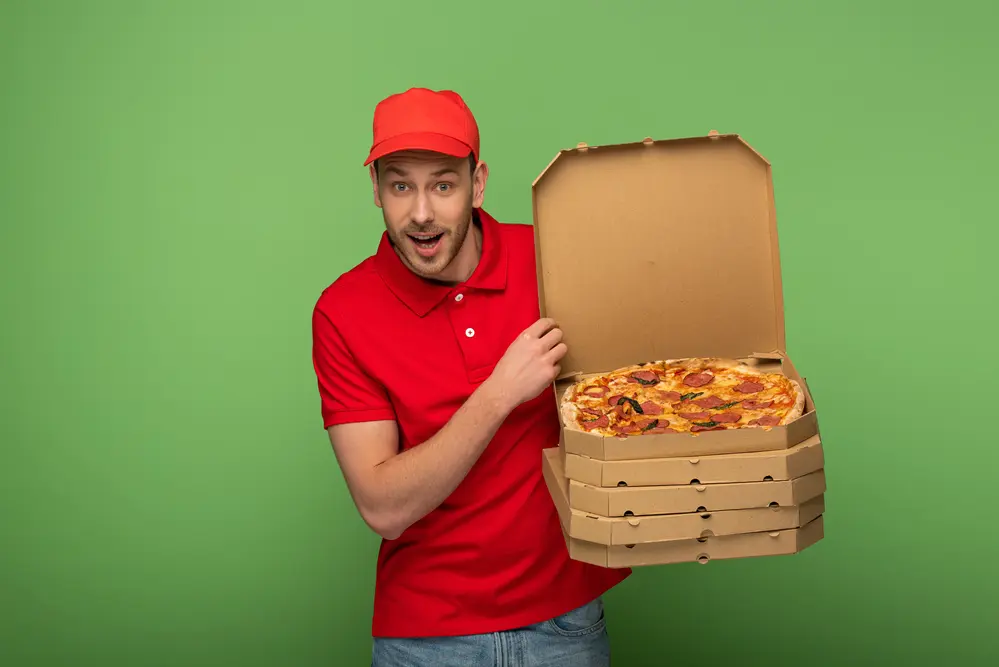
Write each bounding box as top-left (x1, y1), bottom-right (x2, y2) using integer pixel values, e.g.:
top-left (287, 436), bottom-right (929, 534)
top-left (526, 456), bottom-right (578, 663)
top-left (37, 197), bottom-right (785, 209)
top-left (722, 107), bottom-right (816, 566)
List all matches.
top-left (534, 132), bottom-right (826, 568)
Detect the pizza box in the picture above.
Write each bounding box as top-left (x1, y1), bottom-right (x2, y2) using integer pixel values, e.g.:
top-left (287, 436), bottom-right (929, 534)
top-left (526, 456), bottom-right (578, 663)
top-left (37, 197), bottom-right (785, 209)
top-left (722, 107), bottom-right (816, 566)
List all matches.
top-left (543, 447), bottom-right (823, 546)
top-left (569, 469), bottom-right (826, 518)
top-left (558, 516), bottom-right (824, 568)
top-left (565, 433), bottom-right (824, 488)
top-left (543, 448), bottom-right (824, 566)
top-left (531, 132), bottom-right (820, 460)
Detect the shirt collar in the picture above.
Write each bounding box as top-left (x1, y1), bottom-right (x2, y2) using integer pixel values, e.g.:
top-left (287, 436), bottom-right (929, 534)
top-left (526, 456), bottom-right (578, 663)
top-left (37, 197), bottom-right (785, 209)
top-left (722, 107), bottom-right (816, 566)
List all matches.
top-left (374, 208), bottom-right (509, 317)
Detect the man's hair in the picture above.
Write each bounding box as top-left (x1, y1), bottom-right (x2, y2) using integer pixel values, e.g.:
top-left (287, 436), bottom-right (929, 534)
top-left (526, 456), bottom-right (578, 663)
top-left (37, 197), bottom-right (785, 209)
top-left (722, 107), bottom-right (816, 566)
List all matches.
top-left (373, 152), bottom-right (477, 179)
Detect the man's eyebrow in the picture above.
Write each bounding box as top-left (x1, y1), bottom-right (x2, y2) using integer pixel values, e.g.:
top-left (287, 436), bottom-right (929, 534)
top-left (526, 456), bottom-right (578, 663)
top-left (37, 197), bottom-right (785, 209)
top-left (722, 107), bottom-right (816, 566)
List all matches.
top-left (431, 167), bottom-right (459, 176)
top-left (383, 165), bottom-right (408, 176)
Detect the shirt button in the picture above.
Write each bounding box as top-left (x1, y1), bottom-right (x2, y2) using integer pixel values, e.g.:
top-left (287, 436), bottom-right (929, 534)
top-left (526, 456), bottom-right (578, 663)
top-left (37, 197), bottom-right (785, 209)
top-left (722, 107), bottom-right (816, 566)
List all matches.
top-left (465, 327), bottom-right (475, 338)
top-left (454, 293), bottom-right (464, 302)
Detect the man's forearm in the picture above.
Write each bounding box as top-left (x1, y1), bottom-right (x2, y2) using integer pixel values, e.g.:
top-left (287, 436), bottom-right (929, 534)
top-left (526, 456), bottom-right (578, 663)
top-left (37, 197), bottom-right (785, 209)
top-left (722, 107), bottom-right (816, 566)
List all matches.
top-left (365, 380), bottom-right (514, 539)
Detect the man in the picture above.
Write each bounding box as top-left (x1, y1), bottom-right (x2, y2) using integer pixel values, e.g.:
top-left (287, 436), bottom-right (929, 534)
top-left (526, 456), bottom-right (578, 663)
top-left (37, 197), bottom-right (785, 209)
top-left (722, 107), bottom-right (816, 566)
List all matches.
top-left (310, 87), bottom-right (630, 666)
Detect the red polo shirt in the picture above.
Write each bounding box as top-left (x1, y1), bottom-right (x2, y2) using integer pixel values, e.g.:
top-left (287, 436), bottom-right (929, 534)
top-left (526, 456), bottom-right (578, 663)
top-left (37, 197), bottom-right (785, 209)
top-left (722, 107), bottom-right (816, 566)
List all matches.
top-left (311, 208), bottom-right (629, 638)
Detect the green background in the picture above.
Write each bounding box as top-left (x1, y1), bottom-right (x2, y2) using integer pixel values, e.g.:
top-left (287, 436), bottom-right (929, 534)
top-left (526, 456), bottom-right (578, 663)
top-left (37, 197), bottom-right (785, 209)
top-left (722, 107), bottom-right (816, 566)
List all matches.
top-left (3, 1), bottom-right (996, 665)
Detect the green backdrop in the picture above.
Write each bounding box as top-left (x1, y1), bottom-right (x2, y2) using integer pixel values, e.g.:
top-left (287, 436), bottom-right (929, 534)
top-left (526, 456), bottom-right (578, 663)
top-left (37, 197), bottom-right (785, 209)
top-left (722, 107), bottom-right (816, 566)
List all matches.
top-left (3, 1), bottom-right (997, 665)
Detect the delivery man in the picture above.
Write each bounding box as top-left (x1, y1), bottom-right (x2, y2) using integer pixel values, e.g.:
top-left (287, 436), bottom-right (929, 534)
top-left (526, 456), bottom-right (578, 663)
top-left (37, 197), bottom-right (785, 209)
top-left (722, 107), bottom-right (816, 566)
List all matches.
top-left (310, 87), bottom-right (630, 666)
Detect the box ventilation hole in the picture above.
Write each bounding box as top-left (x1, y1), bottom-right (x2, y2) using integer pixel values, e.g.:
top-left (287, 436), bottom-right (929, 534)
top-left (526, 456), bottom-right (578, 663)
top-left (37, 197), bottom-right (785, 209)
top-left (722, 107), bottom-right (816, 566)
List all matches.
top-left (763, 475), bottom-right (774, 481)
top-left (616, 481), bottom-right (628, 487)
top-left (769, 502), bottom-right (780, 509)
top-left (625, 544), bottom-right (636, 549)
top-left (690, 478), bottom-right (701, 485)
top-left (696, 554), bottom-right (710, 564)
top-left (624, 510), bottom-right (635, 517)
top-left (696, 506), bottom-right (707, 513)
top-left (699, 512), bottom-right (712, 519)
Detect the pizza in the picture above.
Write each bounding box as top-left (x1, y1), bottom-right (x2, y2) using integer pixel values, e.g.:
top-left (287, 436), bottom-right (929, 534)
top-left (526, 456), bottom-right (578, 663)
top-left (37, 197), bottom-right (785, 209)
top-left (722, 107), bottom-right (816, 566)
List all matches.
top-left (560, 357), bottom-right (805, 437)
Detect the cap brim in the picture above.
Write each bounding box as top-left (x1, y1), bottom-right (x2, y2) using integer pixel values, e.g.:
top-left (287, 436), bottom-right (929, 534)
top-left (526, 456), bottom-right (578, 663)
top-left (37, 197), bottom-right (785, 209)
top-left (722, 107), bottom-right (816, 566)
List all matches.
top-left (364, 132), bottom-right (473, 166)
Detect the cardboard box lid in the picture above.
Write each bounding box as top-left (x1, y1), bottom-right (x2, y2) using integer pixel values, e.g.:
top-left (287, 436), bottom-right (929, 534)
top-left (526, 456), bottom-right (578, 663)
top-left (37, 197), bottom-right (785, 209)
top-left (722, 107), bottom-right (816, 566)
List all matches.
top-left (532, 132), bottom-right (786, 375)
top-left (559, 515), bottom-right (824, 568)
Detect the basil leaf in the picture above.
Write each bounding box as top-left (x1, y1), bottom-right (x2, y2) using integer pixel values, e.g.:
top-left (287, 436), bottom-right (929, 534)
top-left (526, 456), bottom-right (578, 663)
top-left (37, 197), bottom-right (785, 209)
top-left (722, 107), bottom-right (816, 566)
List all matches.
top-left (641, 419), bottom-right (659, 432)
top-left (616, 396), bottom-right (644, 414)
top-left (680, 392), bottom-right (704, 401)
top-left (692, 421), bottom-right (719, 428)
top-left (714, 401), bottom-right (741, 410)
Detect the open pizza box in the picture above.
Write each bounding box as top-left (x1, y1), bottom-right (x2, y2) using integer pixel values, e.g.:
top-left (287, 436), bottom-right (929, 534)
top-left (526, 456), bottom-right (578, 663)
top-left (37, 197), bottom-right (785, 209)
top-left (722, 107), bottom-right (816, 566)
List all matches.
top-left (543, 447), bottom-right (824, 567)
top-left (531, 131), bottom-right (820, 462)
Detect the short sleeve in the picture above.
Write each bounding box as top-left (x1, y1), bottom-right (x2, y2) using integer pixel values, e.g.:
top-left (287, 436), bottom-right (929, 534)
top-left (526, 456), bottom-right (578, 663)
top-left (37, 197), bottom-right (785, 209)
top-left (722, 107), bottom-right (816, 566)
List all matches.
top-left (311, 301), bottom-right (396, 429)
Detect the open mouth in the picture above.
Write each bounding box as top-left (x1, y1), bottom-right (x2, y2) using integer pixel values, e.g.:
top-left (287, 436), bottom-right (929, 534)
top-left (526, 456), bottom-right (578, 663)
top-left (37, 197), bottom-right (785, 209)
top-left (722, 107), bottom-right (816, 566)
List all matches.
top-left (407, 232), bottom-right (445, 256)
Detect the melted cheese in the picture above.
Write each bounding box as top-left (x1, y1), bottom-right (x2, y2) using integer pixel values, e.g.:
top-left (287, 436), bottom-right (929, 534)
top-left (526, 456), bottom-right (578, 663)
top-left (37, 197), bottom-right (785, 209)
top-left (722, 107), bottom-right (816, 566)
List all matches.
top-left (567, 359), bottom-right (797, 436)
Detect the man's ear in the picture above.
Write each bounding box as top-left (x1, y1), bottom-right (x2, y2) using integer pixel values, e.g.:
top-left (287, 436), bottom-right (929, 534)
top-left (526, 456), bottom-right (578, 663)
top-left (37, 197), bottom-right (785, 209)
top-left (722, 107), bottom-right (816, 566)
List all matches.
top-left (370, 164), bottom-right (382, 208)
top-left (471, 160), bottom-right (488, 209)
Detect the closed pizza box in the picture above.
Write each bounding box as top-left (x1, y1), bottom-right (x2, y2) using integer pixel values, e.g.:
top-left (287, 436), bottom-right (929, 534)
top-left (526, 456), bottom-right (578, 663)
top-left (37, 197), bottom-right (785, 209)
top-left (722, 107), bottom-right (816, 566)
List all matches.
top-left (531, 132), bottom-right (820, 460)
top-left (543, 448), bottom-right (824, 566)
top-left (559, 516), bottom-right (825, 568)
top-left (569, 469), bottom-right (826, 518)
top-left (543, 447), bottom-right (823, 546)
top-left (565, 433), bottom-right (824, 488)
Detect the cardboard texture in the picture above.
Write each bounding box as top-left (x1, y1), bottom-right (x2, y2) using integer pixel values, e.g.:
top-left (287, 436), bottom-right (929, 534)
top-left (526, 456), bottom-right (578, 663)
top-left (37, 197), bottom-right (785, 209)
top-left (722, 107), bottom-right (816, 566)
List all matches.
top-left (565, 434), bottom-right (824, 488)
top-left (532, 132), bottom-right (820, 459)
top-left (569, 469), bottom-right (826, 518)
top-left (559, 518), bottom-right (824, 568)
top-left (543, 447), bottom-right (823, 545)
top-left (544, 448), bottom-right (824, 566)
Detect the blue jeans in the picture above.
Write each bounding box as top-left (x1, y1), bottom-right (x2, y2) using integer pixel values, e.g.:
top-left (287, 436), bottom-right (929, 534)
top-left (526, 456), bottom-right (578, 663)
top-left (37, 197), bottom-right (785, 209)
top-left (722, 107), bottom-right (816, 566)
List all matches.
top-left (371, 597), bottom-right (610, 666)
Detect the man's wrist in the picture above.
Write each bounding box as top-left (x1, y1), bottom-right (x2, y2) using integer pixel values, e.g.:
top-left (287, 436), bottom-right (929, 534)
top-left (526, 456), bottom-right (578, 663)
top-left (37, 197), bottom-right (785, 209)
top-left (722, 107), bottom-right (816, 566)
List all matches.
top-left (475, 377), bottom-right (515, 418)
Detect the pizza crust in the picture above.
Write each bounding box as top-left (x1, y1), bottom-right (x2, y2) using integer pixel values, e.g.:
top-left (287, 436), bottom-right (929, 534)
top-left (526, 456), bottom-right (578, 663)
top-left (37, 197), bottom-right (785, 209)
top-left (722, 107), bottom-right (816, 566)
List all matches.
top-left (559, 357), bottom-right (806, 437)
top-left (781, 378), bottom-right (806, 425)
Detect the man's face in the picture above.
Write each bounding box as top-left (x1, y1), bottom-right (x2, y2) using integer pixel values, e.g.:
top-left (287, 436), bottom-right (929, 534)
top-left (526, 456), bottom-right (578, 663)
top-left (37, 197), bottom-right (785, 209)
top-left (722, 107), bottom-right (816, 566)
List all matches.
top-left (371, 149), bottom-right (487, 282)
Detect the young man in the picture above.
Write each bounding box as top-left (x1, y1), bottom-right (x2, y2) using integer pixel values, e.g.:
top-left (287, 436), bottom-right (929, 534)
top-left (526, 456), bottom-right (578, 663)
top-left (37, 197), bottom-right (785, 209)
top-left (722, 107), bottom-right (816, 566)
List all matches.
top-left (310, 87), bottom-right (630, 666)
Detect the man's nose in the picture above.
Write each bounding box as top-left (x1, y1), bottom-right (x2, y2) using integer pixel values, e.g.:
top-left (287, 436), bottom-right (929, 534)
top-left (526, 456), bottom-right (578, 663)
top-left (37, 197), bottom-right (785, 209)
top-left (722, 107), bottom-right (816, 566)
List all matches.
top-left (411, 192), bottom-right (434, 224)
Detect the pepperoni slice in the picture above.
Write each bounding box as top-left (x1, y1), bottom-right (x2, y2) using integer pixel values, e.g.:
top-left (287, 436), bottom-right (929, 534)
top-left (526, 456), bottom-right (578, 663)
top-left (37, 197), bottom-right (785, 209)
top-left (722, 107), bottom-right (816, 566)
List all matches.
top-left (582, 386), bottom-right (608, 397)
top-left (581, 414), bottom-right (609, 429)
top-left (606, 394), bottom-right (623, 406)
top-left (678, 411), bottom-right (710, 421)
top-left (640, 401), bottom-right (664, 415)
top-left (741, 400), bottom-right (772, 410)
top-left (691, 424), bottom-right (725, 433)
top-left (580, 408), bottom-right (603, 417)
top-left (711, 411), bottom-right (742, 424)
top-left (683, 372), bottom-right (714, 387)
top-left (657, 390), bottom-right (683, 403)
top-left (735, 381), bottom-right (764, 394)
top-left (749, 415), bottom-right (780, 426)
top-left (634, 418), bottom-right (657, 430)
top-left (693, 395), bottom-right (726, 409)
top-left (645, 426), bottom-right (676, 434)
top-left (628, 370), bottom-right (659, 385)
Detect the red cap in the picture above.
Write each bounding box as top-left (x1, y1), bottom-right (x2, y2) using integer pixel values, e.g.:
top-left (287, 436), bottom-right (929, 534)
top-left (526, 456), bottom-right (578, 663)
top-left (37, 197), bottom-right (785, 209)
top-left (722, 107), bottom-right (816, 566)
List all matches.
top-left (364, 87), bottom-right (480, 166)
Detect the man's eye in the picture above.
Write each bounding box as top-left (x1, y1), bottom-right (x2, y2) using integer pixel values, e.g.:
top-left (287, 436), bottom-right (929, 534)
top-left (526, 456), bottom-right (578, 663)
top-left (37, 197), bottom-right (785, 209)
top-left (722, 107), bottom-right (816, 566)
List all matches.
top-left (437, 183), bottom-right (451, 192)
top-left (393, 183), bottom-right (407, 192)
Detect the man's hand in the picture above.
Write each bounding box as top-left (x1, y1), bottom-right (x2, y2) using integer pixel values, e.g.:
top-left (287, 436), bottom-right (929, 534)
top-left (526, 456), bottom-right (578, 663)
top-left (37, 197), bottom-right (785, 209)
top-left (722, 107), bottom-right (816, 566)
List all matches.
top-left (483, 317), bottom-right (567, 412)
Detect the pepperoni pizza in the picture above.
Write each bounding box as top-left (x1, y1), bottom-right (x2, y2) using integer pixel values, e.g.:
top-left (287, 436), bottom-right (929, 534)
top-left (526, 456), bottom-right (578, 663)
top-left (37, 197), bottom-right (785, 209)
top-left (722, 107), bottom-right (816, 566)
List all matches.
top-left (559, 357), bottom-right (805, 437)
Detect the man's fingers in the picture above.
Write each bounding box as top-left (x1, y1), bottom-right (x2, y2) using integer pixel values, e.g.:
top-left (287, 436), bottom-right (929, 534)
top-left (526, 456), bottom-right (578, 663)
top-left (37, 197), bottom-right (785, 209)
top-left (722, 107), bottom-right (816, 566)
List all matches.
top-left (524, 317), bottom-right (558, 339)
top-left (545, 342), bottom-right (568, 363)
top-left (539, 326), bottom-right (563, 349)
